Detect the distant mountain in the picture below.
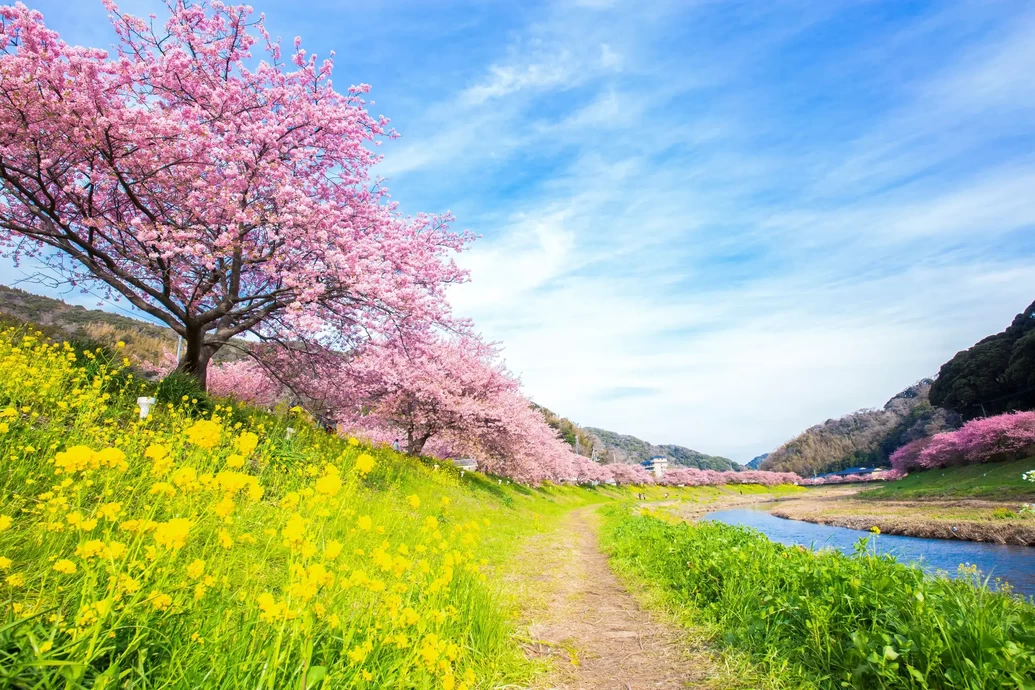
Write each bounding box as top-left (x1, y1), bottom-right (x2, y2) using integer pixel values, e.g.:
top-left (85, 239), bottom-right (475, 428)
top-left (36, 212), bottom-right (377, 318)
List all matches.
top-left (746, 453), bottom-right (768, 470)
top-left (583, 427), bottom-right (741, 471)
top-left (760, 381), bottom-right (961, 477)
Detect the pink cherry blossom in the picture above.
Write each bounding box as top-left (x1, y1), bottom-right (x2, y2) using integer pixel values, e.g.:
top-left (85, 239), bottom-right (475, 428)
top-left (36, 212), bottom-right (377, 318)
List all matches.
top-left (0, 1), bottom-right (469, 386)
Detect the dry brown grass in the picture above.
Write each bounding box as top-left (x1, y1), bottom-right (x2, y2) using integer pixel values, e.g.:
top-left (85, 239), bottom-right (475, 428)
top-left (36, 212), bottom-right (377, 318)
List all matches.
top-left (82, 322), bottom-right (174, 366)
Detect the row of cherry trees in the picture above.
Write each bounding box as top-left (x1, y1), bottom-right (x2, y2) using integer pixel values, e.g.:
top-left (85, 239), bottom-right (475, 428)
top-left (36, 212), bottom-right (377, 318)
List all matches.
top-left (0, 1), bottom-right (800, 486)
top-left (799, 470), bottom-right (905, 486)
top-left (890, 411), bottom-right (1035, 473)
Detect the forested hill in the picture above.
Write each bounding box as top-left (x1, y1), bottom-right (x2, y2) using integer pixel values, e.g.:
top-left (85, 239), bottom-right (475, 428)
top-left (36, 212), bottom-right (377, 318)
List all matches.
top-left (536, 405), bottom-right (596, 458)
top-left (584, 427), bottom-right (742, 471)
top-left (760, 381), bottom-right (960, 477)
top-left (930, 299), bottom-right (1035, 419)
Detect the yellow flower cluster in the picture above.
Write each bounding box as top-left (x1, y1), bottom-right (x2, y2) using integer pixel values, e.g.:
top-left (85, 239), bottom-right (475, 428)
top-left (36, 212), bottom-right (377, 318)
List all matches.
top-left (0, 328), bottom-right (491, 689)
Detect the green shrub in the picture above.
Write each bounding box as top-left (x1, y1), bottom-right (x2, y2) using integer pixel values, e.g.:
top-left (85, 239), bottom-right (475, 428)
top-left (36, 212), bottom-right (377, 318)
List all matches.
top-left (155, 369), bottom-right (214, 416)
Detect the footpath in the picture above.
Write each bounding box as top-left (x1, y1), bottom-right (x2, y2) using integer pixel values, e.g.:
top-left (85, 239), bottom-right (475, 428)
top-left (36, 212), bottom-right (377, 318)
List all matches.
top-left (516, 508), bottom-right (709, 689)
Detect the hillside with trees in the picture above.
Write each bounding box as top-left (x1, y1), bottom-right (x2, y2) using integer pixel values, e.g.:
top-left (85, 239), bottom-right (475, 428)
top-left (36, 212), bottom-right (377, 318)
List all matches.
top-left (929, 299), bottom-right (1035, 419)
top-left (584, 427), bottom-right (741, 471)
top-left (536, 405), bottom-right (596, 457)
top-left (761, 381), bottom-right (961, 477)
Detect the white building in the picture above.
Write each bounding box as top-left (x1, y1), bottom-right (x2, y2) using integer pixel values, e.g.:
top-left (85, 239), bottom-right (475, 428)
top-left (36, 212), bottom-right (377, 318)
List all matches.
top-left (642, 456), bottom-right (668, 477)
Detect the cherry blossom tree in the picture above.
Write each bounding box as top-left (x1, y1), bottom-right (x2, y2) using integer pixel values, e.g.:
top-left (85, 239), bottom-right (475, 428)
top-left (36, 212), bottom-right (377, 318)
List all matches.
top-left (608, 463), bottom-right (655, 486)
top-left (0, 1), bottom-right (468, 387)
top-left (893, 411), bottom-right (1035, 471)
top-left (340, 334), bottom-right (518, 456)
top-left (207, 359), bottom-right (280, 407)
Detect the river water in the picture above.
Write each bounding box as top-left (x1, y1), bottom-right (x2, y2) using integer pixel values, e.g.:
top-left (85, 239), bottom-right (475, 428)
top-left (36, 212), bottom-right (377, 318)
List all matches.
top-left (704, 506), bottom-right (1035, 599)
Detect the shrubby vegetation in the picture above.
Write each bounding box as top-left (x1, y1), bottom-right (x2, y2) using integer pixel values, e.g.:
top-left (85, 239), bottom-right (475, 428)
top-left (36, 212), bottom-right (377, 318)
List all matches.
top-left (603, 508), bottom-right (1035, 690)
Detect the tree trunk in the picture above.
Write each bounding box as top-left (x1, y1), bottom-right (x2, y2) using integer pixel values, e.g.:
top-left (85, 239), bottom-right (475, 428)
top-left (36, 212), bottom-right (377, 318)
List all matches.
top-left (176, 326), bottom-right (217, 390)
top-left (407, 429), bottom-right (433, 456)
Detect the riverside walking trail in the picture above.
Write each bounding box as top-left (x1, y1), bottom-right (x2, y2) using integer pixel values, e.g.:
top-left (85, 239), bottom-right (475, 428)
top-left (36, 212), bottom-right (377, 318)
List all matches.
top-left (513, 508), bottom-right (711, 690)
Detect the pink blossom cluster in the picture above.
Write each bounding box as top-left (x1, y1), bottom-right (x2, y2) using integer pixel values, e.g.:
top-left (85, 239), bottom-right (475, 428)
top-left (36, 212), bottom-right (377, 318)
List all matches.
top-left (799, 469), bottom-right (905, 486)
top-left (654, 468), bottom-right (801, 487)
top-left (206, 360), bottom-right (280, 407)
top-left (890, 411), bottom-right (1035, 472)
top-left (0, 1), bottom-right (470, 384)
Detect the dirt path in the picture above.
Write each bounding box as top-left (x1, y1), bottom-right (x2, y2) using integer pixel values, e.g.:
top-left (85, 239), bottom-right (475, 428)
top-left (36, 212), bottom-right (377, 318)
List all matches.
top-left (518, 507), bottom-right (708, 689)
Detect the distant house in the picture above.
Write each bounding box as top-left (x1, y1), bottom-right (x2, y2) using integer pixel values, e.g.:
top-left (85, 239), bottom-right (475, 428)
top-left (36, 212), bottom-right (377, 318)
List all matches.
top-left (452, 457), bottom-right (478, 471)
top-left (815, 466), bottom-right (877, 479)
top-left (641, 456), bottom-right (669, 477)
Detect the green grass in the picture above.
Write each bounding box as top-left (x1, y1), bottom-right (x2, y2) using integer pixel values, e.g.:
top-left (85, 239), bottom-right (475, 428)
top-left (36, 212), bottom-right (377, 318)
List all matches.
top-left (860, 457), bottom-right (1035, 500)
top-left (600, 506), bottom-right (1035, 690)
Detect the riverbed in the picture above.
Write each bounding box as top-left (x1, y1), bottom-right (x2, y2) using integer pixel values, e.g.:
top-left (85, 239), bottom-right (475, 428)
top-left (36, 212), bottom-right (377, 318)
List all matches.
top-left (705, 505), bottom-right (1035, 598)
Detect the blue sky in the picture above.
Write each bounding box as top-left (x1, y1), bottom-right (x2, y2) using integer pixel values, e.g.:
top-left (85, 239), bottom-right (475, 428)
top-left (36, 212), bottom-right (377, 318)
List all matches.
top-left (7, 0), bottom-right (1035, 462)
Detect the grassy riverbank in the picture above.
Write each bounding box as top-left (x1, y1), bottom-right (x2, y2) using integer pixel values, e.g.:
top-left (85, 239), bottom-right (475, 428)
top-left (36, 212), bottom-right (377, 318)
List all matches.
top-left (601, 506), bottom-right (1035, 690)
top-left (861, 457), bottom-right (1035, 501)
top-left (766, 461), bottom-right (1035, 545)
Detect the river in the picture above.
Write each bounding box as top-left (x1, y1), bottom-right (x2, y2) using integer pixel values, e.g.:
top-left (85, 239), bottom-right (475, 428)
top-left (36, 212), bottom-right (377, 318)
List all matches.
top-left (704, 505), bottom-right (1035, 598)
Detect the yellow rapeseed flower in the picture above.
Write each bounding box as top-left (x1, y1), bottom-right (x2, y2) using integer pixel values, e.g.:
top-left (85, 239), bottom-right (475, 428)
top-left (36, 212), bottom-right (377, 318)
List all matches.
top-left (171, 466), bottom-right (198, 489)
top-left (186, 559), bottom-right (206, 579)
top-left (77, 540), bottom-right (106, 559)
top-left (53, 445), bottom-right (95, 474)
top-left (150, 482), bottom-right (176, 498)
top-left (145, 444), bottom-right (173, 475)
top-left (314, 464), bottom-right (342, 497)
top-left (53, 559), bottom-right (76, 574)
top-left (185, 420), bottom-right (221, 449)
top-left (154, 518), bottom-right (192, 550)
top-left (282, 513), bottom-right (307, 550)
top-left (357, 515), bottom-right (373, 531)
top-left (236, 431), bottom-right (259, 456)
top-left (97, 502), bottom-right (121, 521)
top-left (150, 592), bottom-right (173, 611)
top-left (5, 573), bottom-right (25, 587)
top-left (355, 453), bottom-right (375, 476)
top-left (0, 514), bottom-right (12, 532)
top-left (407, 495), bottom-right (421, 509)
top-left (324, 540), bottom-right (343, 560)
top-left (280, 491), bottom-right (301, 511)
